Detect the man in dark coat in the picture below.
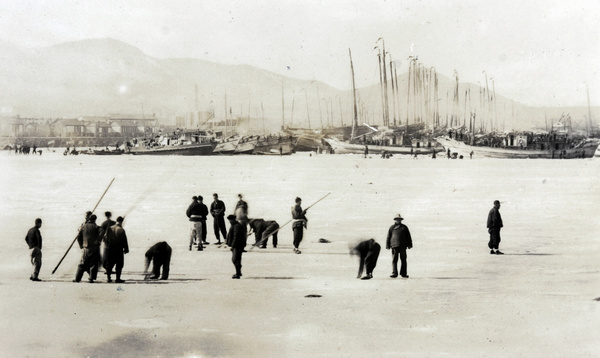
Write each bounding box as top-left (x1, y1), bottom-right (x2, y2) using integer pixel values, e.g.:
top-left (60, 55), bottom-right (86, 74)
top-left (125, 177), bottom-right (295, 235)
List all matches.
top-left (74, 214), bottom-right (101, 283)
top-left (487, 200), bottom-right (504, 255)
top-left (210, 193), bottom-right (227, 244)
top-left (291, 197), bottom-right (308, 254)
top-left (144, 241), bottom-right (172, 280)
top-left (186, 196), bottom-right (206, 251)
top-left (104, 216), bottom-right (129, 283)
top-left (386, 214), bottom-right (412, 278)
top-left (99, 211), bottom-right (116, 270)
top-left (226, 214), bottom-right (247, 279)
top-left (351, 238), bottom-right (381, 280)
top-left (25, 218), bottom-right (43, 281)
top-left (248, 218), bottom-right (280, 248)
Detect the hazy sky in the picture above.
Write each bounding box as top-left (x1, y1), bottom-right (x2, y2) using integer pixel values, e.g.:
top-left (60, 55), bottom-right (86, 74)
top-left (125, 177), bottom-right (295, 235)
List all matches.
top-left (0, 0), bottom-right (598, 106)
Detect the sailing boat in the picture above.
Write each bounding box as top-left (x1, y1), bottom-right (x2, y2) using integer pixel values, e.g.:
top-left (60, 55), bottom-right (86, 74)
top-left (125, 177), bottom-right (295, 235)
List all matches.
top-left (324, 47), bottom-right (443, 155)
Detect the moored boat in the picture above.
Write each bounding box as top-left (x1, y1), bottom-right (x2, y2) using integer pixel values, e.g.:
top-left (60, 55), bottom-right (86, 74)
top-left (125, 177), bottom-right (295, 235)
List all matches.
top-left (436, 136), bottom-right (599, 159)
top-left (213, 137), bottom-right (240, 155)
top-left (128, 131), bottom-right (216, 156)
top-left (233, 136), bottom-right (259, 154)
top-left (252, 135), bottom-right (296, 155)
top-left (324, 137), bottom-right (442, 155)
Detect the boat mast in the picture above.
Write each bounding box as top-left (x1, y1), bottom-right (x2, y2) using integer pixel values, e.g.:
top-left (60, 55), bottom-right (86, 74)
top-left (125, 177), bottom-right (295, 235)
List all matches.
top-left (281, 81), bottom-right (285, 130)
top-left (224, 93), bottom-right (228, 137)
top-left (349, 48), bottom-right (359, 139)
top-left (586, 84), bottom-right (593, 136)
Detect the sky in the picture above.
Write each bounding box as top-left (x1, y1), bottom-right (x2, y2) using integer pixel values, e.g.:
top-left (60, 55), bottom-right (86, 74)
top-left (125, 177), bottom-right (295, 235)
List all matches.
top-left (0, 0), bottom-right (598, 107)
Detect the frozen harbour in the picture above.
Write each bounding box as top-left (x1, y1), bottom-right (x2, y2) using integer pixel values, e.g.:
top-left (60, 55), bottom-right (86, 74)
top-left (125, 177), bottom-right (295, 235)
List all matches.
top-left (0, 150), bottom-right (599, 357)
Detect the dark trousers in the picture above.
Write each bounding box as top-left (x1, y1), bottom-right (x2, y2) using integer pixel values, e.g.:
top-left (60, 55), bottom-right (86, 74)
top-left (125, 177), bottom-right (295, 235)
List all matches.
top-left (293, 226), bottom-right (303, 248)
top-left (104, 250), bottom-right (124, 280)
top-left (213, 216), bottom-right (227, 242)
top-left (261, 223), bottom-right (279, 248)
top-left (488, 228), bottom-right (501, 249)
top-left (75, 247), bottom-right (100, 281)
top-left (201, 220), bottom-right (207, 242)
top-left (231, 248), bottom-right (243, 276)
top-left (151, 254), bottom-right (171, 280)
top-left (365, 245), bottom-right (381, 275)
top-left (391, 247), bottom-right (407, 277)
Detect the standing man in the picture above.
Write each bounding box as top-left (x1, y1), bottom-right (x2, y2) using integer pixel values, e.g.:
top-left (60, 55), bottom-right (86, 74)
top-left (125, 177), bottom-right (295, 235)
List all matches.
top-left (235, 193), bottom-right (249, 225)
top-left (364, 145), bottom-right (369, 158)
top-left (197, 195), bottom-right (210, 246)
top-left (386, 214), bottom-right (412, 278)
top-left (210, 193), bottom-right (227, 244)
top-left (487, 200), bottom-right (504, 255)
top-left (104, 216), bottom-right (129, 283)
top-left (25, 218), bottom-right (43, 282)
top-left (186, 196), bottom-right (205, 251)
top-left (226, 214), bottom-right (247, 279)
top-left (99, 211), bottom-right (116, 269)
top-left (144, 241), bottom-right (172, 280)
top-left (291, 197), bottom-right (308, 254)
top-left (74, 214), bottom-right (101, 283)
top-left (351, 238), bottom-right (381, 280)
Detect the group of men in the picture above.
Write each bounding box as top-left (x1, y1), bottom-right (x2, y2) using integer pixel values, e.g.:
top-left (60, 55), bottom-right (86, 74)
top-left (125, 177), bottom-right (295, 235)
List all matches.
top-left (24, 199), bottom-right (505, 282)
top-left (186, 193), bottom-right (309, 278)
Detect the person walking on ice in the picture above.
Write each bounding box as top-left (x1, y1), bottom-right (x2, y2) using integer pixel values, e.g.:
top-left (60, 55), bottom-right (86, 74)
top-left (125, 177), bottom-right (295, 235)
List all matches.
top-left (487, 200), bottom-right (504, 255)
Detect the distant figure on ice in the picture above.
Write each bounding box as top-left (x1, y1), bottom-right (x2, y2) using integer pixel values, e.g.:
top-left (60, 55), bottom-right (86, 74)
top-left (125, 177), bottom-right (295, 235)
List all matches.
top-left (235, 193), bottom-right (249, 224)
top-left (248, 218), bottom-right (280, 249)
top-left (186, 196), bottom-right (206, 251)
top-left (487, 200), bottom-right (504, 255)
top-left (386, 214), bottom-right (412, 278)
top-left (364, 145), bottom-right (369, 158)
top-left (226, 214), bottom-right (247, 279)
top-left (470, 151), bottom-right (474, 159)
top-left (210, 193), bottom-right (227, 245)
top-left (291, 197), bottom-right (308, 254)
top-left (74, 214), bottom-right (101, 283)
top-left (104, 216), bottom-right (129, 283)
top-left (144, 241), bottom-right (172, 280)
top-left (25, 218), bottom-right (43, 282)
top-left (350, 238), bottom-right (381, 280)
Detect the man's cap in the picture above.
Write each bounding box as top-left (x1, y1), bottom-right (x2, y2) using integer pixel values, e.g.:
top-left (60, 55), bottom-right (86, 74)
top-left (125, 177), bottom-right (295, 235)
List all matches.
top-left (213, 193), bottom-right (218, 197)
top-left (192, 196), bottom-right (197, 200)
top-left (116, 216), bottom-right (124, 223)
top-left (105, 211), bottom-right (112, 217)
top-left (494, 200), bottom-right (500, 205)
top-left (227, 214), bottom-right (237, 220)
top-left (295, 197), bottom-right (302, 202)
top-left (394, 214), bottom-right (404, 220)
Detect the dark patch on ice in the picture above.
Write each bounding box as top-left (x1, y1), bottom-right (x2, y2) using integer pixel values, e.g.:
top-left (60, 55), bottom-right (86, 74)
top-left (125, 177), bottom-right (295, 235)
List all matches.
top-left (76, 331), bottom-right (237, 357)
top-left (432, 277), bottom-right (476, 280)
top-left (247, 276), bottom-right (296, 280)
top-left (318, 238), bottom-right (331, 243)
top-left (594, 297), bottom-right (600, 301)
top-left (305, 294), bottom-right (322, 298)
top-left (505, 253), bottom-right (555, 256)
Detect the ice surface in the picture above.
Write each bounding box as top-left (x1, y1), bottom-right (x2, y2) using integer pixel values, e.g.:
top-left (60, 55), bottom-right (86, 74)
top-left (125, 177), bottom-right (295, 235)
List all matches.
top-left (0, 150), bottom-right (599, 357)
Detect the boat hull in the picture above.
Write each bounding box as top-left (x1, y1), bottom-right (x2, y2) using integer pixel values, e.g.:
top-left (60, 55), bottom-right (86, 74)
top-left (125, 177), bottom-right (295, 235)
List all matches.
top-left (213, 139), bottom-right (239, 155)
top-left (324, 138), bottom-right (442, 155)
top-left (128, 143), bottom-right (216, 155)
top-left (436, 137), bottom-right (600, 159)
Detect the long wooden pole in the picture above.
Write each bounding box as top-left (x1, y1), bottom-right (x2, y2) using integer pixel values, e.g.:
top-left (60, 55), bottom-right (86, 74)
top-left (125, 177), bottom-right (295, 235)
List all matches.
top-left (250, 192), bottom-right (331, 250)
top-left (52, 178), bottom-right (115, 274)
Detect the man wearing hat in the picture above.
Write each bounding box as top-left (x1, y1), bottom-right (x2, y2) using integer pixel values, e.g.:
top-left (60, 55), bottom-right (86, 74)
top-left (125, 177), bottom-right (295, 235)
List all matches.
top-left (386, 214), bottom-right (412, 278)
top-left (104, 216), bottom-right (129, 283)
top-left (487, 200), bottom-right (504, 255)
top-left (226, 214), bottom-right (247, 279)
